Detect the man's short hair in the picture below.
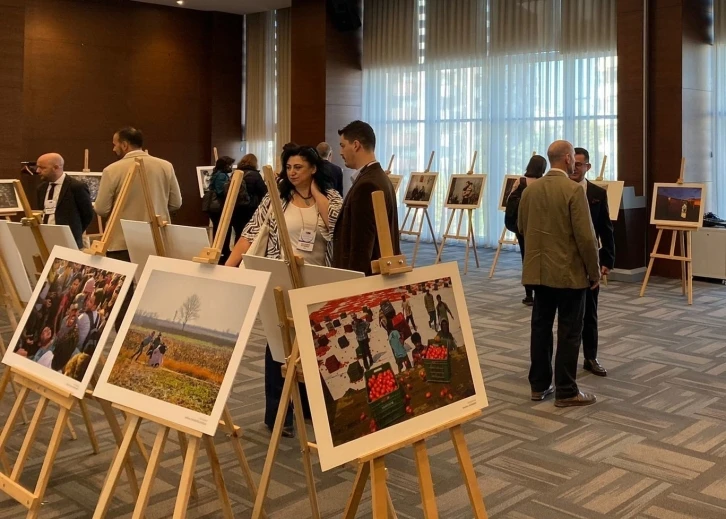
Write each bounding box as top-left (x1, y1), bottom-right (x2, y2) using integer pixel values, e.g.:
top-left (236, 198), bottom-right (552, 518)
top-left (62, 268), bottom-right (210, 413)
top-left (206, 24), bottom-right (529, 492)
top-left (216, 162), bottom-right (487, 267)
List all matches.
top-left (338, 120), bottom-right (376, 151)
top-left (316, 142), bottom-right (333, 159)
top-left (574, 147), bottom-right (590, 162)
top-left (116, 127), bottom-right (144, 148)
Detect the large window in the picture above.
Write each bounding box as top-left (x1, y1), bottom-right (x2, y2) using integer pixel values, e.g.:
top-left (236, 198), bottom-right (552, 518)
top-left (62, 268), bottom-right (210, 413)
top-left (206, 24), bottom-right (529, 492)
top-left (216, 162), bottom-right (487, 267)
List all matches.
top-left (363, 0), bottom-right (617, 246)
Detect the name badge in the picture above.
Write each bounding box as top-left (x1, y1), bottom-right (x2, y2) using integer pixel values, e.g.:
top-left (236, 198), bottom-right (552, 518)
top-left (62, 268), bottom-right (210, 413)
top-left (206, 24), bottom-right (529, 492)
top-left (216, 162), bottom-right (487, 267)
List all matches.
top-left (297, 229), bottom-right (316, 252)
top-left (44, 199), bottom-right (57, 216)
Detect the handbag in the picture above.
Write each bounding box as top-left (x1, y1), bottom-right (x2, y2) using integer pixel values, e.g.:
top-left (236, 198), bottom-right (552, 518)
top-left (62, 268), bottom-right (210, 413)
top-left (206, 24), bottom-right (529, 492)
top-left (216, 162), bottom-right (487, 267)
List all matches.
top-left (246, 208), bottom-right (272, 257)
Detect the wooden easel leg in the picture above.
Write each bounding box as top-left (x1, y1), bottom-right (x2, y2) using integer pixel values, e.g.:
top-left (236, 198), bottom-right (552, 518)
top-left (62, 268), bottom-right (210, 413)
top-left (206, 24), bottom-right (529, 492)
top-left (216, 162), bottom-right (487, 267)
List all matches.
top-left (687, 231), bottom-right (693, 305)
top-left (203, 435), bottom-right (234, 519)
top-left (28, 404), bottom-right (71, 519)
top-left (79, 399), bottom-right (100, 454)
top-left (0, 385), bottom-right (29, 474)
top-left (343, 461), bottom-right (370, 519)
top-left (177, 431), bottom-right (199, 499)
top-left (424, 209), bottom-right (440, 256)
top-left (679, 231), bottom-right (686, 295)
top-left (387, 487), bottom-right (398, 519)
top-left (11, 396), bottom-right (49, 481)
top-left (371, 458), bottom-right (389, 519)
top-left (221, 407), bottom-right (265, 516)
top-left (290, 377), bottom-right (320, 519)
top-left (65, 417), bottom-right (78, 441)
top-left (488, 227), bottom-right (507, 279)
top-left (131, 425), bottom-right (169, 519)
top-left (93, 414), bottom-right (143, 519)
top-left (468, 210), bottom-right (479, 268)
top-left (173, 436), bottom-right (201, 519)
top-left (450, 425), bottom-right (488, 519)
top-left (413, 441), bottom-right (439, 519)
top-left (0, 367), bottom-right (27, 425)
top-left (436, 212), bottom-right (456, 264)
top-left (640, 229), bottom-right (663, 297)
top-left (97, 399), bottom-right (140, 500)
top-left (401, 207), bottom-right (413, 230)
top-left (411, 208), bottom-right (425, 268)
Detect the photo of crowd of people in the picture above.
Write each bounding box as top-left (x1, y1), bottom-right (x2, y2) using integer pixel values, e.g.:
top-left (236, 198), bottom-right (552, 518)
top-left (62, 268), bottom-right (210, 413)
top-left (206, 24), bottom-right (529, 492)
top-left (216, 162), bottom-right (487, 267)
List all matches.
top-left (68, 172), bottom-right (102, 203)
top-left (446, 175), bottom-right (486, 209)
top-left (0, 180), bottom-right (20, 211)
top-left (9, 257), bottom-right (127, 383)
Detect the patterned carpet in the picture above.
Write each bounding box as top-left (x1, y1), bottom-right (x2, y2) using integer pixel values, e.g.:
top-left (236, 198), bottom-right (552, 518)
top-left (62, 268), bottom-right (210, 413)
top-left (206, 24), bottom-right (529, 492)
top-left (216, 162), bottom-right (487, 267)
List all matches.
top-left (2, 241), bottom-right (726, 518)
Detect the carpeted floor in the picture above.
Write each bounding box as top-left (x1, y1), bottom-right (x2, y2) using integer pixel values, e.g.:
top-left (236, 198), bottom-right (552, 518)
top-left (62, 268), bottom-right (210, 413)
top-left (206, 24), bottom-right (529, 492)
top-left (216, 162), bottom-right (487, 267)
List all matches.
top-left (2, 241), bottom-right (726, 518)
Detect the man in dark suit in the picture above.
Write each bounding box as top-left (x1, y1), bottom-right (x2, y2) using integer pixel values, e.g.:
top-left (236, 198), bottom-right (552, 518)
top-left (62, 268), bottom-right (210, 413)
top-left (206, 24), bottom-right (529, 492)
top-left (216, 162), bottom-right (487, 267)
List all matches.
top-left (571, 147), bottom-right (615, 377)
top-left (334, 120), bottom-right (401, 276)
top-left (316, 141), bottom-right (344, 195)
top-left (35, 153), bottom-right (95, 249)
top-left (519, 140), bottom-right (601, 407)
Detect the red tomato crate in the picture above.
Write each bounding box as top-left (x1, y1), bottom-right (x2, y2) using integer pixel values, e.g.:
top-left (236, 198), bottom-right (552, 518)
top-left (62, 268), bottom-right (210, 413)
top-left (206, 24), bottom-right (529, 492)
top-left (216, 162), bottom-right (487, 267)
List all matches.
top-left (365, 363), bottom-right (405, 428)
top-left (422, 344), bottom-right (451, 383)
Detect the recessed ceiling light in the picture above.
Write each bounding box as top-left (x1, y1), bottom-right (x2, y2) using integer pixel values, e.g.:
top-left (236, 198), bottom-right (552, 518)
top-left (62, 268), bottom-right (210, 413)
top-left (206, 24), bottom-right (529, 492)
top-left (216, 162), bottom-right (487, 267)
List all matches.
top-left (176, 0), bottom-right (184, 5)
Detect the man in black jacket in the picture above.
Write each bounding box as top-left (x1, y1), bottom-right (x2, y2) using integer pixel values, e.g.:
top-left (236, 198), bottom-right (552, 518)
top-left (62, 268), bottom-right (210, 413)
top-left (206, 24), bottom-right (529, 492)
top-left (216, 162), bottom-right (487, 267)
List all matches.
top-left (316, 141), bottom-right (345, 195)
top-left (35, 153), bottom-right (95, 249)
top-left (334, 120), bottom-right (400, 276)
top-left (571, 147), bottom-right (615, 376)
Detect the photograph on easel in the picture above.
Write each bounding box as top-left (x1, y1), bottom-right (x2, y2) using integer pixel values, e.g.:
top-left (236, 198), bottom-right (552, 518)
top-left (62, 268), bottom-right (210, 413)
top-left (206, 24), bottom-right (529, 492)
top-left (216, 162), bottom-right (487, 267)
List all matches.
top-left (403, 173), bottom-right (438, 206)
top-left (445, 175), bottom-right (487, 209)
top-left (388, 174), bottom-right (402, 193)
top-left (94, 256), bottom-right (268, 435)
top-left (498, 175), bottom-right (522, 210)
top-left (2, 247), bottom-right (136, 399)
top-left (67, 172), bottom-right (103, 203)
top-left (196, 166), bottom-right (215, 198)
top-left (651, 183), bottom-right (706, 228)
top-left (0, 180), bottom-right (21, 213)
top-left (289, 262), bottom-right (488, 471)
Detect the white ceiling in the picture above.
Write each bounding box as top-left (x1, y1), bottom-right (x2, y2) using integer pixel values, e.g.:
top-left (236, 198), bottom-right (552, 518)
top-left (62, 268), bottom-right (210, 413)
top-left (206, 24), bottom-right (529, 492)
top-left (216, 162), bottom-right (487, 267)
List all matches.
top-left (132, 0), bottom-right (291, 15)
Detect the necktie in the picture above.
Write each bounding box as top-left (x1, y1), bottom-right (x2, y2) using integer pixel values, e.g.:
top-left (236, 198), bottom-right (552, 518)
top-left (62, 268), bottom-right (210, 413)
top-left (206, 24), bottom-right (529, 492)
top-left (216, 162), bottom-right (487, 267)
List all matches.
top-left (43, 183), bottom-right (56, 224)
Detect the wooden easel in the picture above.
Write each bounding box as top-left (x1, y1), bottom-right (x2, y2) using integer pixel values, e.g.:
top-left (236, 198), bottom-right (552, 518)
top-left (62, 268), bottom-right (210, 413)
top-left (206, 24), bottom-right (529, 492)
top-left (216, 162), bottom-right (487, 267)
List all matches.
top-left (640, 158), bottom-right (693, 305)
top-left (384, 154), bottom-right (395, 175)
top-left (594, 155), bottom-right (608, 182)
top-left (250, 165), bottom-right (321, 519)
top-left (13, 180), bottom-right (49, 278)
top-left (400, 152), bottom-right (439, 268)
top-left (435, 152), bottom-right (480, 274)
top-left (342, 191), bottom-right (489, 518)
top-left (93, 169), bottom-right (265, 519)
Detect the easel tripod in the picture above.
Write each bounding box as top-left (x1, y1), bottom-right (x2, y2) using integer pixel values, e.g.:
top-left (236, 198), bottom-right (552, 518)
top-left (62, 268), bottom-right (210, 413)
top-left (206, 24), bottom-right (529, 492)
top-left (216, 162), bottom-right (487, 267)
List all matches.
top-left (400, 151), bottom-right (439, 267)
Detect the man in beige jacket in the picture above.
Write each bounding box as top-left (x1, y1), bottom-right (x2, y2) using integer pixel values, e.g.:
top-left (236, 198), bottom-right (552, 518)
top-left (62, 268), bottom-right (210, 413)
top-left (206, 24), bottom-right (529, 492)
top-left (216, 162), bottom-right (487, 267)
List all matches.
top-left (95, 127), bottom-right (182, 261)
top-left (518, 140), bottom-right (600, 407)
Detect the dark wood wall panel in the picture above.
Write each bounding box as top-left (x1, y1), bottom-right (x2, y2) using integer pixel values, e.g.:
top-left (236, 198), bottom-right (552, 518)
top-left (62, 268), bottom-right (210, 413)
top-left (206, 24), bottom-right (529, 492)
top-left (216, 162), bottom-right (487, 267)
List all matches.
top-left (14, 0), bottom-right (243, 227)
top-left (0, 1), bottom-right (26, 181)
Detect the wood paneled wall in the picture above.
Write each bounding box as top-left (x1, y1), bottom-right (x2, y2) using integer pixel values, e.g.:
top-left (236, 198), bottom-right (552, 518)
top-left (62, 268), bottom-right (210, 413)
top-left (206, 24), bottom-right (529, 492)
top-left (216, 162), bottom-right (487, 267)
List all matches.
top-left (0, 0), bottom-right (243, 227)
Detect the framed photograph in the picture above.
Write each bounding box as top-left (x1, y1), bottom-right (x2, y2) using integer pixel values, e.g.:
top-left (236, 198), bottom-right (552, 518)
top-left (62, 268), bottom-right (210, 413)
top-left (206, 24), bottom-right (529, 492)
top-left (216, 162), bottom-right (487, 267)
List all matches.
top-left (6, 223), bottom-right (79, 288)
top-left (0, 221), bottom-right (36, 304)
top-left (196, 166), bottom-right (215, 198)
top-left (2, 247), bottom-right (136, 399)
top-left (498, 175), bottom-right (522, 211)
top-left (242, 255), bottom-right (364, 363)
top-left (0, 180), bottom-right (21, 213)
top-left (388, 175), bottom-right (402, 194)
top-left (403, 173), bottom-right (438, 207)
top-left (650, 183), bottom-right (706, 228)
top-left (591, 180), bottom-right (625, 221)
top-left (289, 262), bottom-right (488, 471)
top-left (94, 256), bottom-right (269, 436)
top-left (66, 172), bottom-right (103, 203)
top-left (445, 175), bottom-right (487, 209)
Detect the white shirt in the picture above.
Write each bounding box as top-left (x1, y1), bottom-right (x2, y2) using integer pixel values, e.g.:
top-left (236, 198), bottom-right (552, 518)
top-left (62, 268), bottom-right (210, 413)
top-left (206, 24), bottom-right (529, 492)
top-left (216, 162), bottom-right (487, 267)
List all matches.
top-left (43, 173), bottom-right (66, 225)
top-left (284, 203), bottom-right (327, 266)
top-left (579, 178), bottom-right (587, 192)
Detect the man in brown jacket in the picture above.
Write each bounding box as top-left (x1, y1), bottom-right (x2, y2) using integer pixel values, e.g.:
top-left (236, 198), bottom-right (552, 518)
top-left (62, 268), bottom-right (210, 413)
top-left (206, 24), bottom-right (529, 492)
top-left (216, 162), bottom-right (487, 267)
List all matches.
top-left (518, 140), bottom-right (601, 407)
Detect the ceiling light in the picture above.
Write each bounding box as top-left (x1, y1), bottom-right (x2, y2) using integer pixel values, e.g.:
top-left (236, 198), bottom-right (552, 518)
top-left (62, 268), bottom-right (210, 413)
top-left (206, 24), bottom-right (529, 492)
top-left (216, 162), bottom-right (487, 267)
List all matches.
top-left (176, 0), bottom-right (184, 5)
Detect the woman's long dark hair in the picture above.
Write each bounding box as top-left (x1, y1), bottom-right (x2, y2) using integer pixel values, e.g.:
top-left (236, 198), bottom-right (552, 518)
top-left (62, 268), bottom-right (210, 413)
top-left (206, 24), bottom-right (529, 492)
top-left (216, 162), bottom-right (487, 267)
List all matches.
top-left (525, 155), bottom-right (547, 179)
top-left (278, 146), bottom-right (333, 201)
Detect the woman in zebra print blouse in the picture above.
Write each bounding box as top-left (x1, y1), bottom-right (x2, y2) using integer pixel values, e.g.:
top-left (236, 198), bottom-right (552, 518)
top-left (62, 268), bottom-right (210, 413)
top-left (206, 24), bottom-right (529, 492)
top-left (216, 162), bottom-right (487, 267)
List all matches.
top-left (225, 145), bottom-right (343, 436)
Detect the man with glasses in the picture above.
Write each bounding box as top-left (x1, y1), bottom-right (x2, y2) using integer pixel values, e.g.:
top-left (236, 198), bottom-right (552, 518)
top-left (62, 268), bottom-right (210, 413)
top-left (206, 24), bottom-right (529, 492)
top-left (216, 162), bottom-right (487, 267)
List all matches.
top-left (570, 147), bottom-right (615, 377)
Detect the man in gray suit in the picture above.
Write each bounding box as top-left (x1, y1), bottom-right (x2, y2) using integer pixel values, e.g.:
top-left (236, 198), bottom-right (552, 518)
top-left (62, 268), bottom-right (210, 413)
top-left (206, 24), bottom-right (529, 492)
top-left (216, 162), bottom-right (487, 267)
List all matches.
top-left (518, 140), bottom-right (601, 407)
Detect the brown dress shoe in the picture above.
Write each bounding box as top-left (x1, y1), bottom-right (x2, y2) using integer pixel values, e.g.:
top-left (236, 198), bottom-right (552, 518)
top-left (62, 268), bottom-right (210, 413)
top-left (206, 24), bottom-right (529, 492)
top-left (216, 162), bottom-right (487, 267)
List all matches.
top-left (531, 385), bottom-right (554, 401)
top-left (584, 358), bottom-right (607, 377)
top-left (555, 391), bottom-right (597, 407)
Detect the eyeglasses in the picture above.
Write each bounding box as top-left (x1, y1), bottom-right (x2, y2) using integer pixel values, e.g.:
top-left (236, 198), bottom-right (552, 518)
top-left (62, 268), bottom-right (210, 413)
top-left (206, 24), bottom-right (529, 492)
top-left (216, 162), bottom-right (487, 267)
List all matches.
top-left (574, 162), bottom-right (590, 168)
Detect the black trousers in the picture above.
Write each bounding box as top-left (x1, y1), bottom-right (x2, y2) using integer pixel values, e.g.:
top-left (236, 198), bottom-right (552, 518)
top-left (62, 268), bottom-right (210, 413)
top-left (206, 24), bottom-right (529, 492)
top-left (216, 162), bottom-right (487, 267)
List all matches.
top-left (582, 285), bottom-right (599, 360)
top-left (264, 345), bottom-right (311, 429)
top-left (515, 233), bottom-right (533, 299)
top-left (529, 285), bottom-right (586, 400)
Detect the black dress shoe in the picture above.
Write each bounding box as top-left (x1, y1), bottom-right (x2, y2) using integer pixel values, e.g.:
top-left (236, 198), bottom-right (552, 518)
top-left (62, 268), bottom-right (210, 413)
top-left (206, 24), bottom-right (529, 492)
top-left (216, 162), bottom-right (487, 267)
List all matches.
top-left (555, 391), bottom-right (597, 407)
top-left (584, 358), bottom-right (607, 377)
top-left (531, 385), bottom-right (554, 401)
top-left (522, 296), bottom-right (534, 306)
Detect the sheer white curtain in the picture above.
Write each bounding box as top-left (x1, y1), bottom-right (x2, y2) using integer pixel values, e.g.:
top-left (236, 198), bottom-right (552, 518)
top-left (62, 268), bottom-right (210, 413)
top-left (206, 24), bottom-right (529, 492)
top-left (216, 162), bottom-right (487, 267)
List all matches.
top-left (363, 0), bottom-right (617, 246)
top-left (714, 0), bottom-right (726, 216)
top-left (245, 10), bottom-right (276, 166)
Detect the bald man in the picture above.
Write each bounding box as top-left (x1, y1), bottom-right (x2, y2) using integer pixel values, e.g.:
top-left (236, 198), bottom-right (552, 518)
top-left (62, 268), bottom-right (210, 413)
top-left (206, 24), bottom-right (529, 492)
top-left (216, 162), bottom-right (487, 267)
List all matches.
top-left (316, 142), bottom-right (344, 195)
top-left (518, 140), bottom-right (600, 408)
top-left (36, 153), bottom-right (95, 248)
